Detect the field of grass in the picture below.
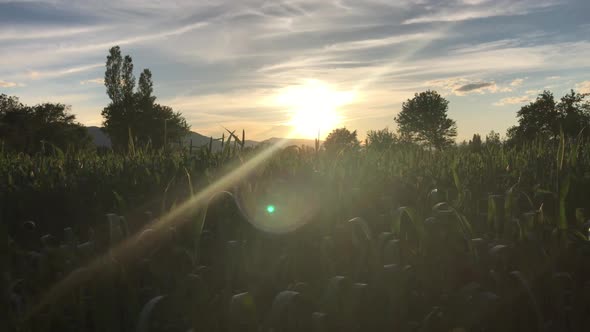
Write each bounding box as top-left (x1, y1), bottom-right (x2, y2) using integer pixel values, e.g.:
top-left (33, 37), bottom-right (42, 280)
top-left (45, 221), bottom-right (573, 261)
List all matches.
top-left (2, 136), bottom-right (590, 331)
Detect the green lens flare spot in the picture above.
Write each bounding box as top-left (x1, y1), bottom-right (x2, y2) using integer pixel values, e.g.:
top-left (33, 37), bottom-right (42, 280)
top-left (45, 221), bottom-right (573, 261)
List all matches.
top-left (266, 205), bottom-right (276, 214)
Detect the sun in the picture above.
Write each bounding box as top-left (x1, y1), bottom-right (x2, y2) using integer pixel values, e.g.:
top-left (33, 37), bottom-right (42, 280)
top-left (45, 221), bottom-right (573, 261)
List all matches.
top-left (275, 79), bottom-right (356, 138)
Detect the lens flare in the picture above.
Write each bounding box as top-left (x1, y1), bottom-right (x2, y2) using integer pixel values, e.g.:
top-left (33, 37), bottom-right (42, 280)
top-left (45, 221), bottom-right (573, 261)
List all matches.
top-left (266, 204), bottom-right (276, 214)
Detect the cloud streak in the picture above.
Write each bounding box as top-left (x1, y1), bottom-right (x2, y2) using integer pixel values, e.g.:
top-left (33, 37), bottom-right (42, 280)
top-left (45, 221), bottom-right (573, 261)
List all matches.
top-left (0, 80), bottom-right (25, 88)
top-left (403, 0), bottom-right (560, 24)
top-left (80, 78), bottom-right (104, 85)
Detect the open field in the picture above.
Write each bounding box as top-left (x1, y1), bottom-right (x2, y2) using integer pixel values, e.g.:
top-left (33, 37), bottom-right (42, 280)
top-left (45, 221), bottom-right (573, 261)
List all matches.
top-left (2, 137), bottom-right (590, 331)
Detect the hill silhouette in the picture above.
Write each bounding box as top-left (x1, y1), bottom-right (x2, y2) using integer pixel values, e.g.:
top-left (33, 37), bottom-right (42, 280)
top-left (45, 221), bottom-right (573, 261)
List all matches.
top-left (86, 127), bottom-right (317, 151)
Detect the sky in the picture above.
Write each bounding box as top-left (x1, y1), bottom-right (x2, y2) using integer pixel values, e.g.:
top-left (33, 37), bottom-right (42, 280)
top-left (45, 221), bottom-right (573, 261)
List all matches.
top-left (1, 0), bottom-right (589, 141)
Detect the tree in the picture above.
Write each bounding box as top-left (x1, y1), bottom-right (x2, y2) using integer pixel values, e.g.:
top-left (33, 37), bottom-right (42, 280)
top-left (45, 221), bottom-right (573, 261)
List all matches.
top-left (485, 130), bottom-right (502, 146)
top-left (507, 91), bottom-right (558, 142)
top-left (366, 128), bottom-right (397, 150)
top-left (101, 46), bottom-right (189, 151)
top-left (468, 134), bottom-right (482, 152)
top-left (507, 90), bottom-right (590, 144)
top-left (0, 94), bottom-right (91, 153)
top-left (395, 90), bottom-right (457, 149)
top-left (323, 127), bottom-right (360, 154)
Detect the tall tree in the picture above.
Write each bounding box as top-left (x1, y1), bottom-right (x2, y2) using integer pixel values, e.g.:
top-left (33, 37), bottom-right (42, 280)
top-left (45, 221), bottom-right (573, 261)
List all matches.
top-left (104, 46), bottom-right (124, 104)
top-left (101, 46), bottom-right (189, 151)
top-left (395, 90), bottom-right (457, 149)
top-left (137, 69), bottom-right (154, 102)
top-left (323, 127), bottom-right (360, 154)
top-left (0, 94), bottom-right (91, 153)
top-left (507, 90), bottom-right (590, 143)
top-left (468, 134), bottom-right (482, 152)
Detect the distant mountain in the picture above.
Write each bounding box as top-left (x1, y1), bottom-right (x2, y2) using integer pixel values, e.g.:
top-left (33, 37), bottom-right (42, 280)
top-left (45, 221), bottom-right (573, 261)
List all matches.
top-left (185, 131), bottom-right (258, 151)
top-left (86, 126), bottom-right (318, 151)
top-left (86, 126), bottom-right (259, 151)
top-left (260, 137), bottom-right (321, 148)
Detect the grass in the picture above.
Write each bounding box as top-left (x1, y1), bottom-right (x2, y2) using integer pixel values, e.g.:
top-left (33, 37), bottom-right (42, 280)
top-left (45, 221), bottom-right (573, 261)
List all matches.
top-left (1, 136), bottom-right (589, 236)
top-left (2, 134), bottom-right (590, 331)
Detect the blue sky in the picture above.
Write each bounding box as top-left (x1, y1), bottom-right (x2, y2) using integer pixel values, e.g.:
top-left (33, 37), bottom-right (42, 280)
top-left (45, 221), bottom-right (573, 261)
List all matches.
top-left (1, 0), bottom-right (589, 140)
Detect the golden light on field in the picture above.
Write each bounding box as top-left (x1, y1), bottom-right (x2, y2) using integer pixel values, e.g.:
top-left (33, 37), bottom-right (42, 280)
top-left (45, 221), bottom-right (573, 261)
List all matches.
top-left (275, 79), bottom-right (356, 138)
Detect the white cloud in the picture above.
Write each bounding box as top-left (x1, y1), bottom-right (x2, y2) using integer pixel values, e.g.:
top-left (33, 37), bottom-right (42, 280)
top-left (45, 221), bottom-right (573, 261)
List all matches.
top-left (0, 26), bottom-right (106, 41)
top-left (510, 78), bottom-right (524, 87)
top-left (324, 32), bottom-right (441, 52)
top-left (0, 80), bottom-right (25, 88)
top-left (403, 0), bottom-right (559, 24)
top-left (575, 81), bottom-right (590, 94)
top-left (493, 95), bottom-right (533, 106)
top-left (26, 63), bottom-right (103, 80)
top-left (493, 89), bottom-right (541, 106)
top-left (80, 78), bottom-right (104, 85)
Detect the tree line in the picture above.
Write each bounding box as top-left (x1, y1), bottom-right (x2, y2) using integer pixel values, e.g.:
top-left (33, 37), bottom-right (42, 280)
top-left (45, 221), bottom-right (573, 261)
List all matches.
top-left (1, 45), bottom-right (589, 154)
top-left (0, 46), bottom-right (190, 154)
top-left (325, 89), bottom-right (590, 154)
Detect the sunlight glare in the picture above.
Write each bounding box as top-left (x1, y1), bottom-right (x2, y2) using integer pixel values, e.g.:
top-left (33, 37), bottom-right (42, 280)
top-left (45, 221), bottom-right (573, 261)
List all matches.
top-left (275, 79), bottom-right (355, 138)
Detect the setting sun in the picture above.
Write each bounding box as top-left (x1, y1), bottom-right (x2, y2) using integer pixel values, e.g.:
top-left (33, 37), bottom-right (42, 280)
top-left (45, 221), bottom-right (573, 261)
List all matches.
top-left (275, 79), bottom-right (356, 139)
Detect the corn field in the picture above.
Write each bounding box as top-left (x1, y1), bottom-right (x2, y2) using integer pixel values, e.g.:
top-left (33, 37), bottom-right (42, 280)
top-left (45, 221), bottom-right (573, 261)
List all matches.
top-left (1, 135), bottom-right (590, 332)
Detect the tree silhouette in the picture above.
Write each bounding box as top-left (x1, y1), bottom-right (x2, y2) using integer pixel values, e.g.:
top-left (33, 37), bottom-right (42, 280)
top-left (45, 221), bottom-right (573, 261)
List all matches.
top-left (395, 90), bottom-right (457, 149)
top-left (101, 46), bottom-right (189, 151)
top-left (485, 130), bottom-right (501, 146)
top-left (507, 90), bottom-right (590, 143)
top-left (366, 128), bottom-right (397, 150)
top-left (0, 94), bottom-right (91, 153)
top-left (323, 127), bottom-right (360, 154)
top-left (468, 134), bottom-right (482, 152)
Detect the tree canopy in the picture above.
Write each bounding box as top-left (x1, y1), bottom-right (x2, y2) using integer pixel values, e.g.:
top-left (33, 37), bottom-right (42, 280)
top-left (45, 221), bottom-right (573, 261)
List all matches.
top-left (101, 46), bottom-right (189, 151)
top-left (507, 90), bottom-right (590, 143)
top-left (324, 127), bottom-right (360, 154)
top-left (366, 127), bottom-right (398, 150)
top-left (0, 94), bottom-right (91, 154)
top-left (395, 90), bottom-right (457, 149)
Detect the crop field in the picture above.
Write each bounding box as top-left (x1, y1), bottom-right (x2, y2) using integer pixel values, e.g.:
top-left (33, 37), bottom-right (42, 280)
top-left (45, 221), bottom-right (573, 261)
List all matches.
top-left (2, 135), bottom-right (590, 332)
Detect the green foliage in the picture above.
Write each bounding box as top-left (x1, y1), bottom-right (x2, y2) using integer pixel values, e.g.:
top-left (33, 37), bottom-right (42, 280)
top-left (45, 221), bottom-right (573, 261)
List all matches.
top-left (395, 90), bottom-right (457, 149)
top-left (366, 128), bottom-right (398, 150)
top-left (468, 134), bottom-right (482, 152)
top-left (507, 90), bottom-right (590, 144)
top-left (2, 133), bottom-right (590, 332)
top-left (323, 127), bottom-right (360, 155)
top-left (102, 46), bottom-right (190, 151)
top-left (0, 94), bottom-right (92, 154)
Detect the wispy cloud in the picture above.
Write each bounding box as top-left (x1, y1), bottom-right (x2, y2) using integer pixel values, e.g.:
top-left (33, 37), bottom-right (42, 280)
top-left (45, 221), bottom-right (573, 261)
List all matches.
top-left (493, 95), bottom-right (533, 106)
top-left (324, 32), bottom-right (441, 52)
top-left (403, 0), bottom-right (560, 24)
top-left (26, 63), bottom-right (103, 80)
top-left (0, 80), bottom-right (25, 88)
top-left (493, 88), bottom-right (541, 106)
top-left (80, 78), bottom-right (104, 85)
top-left (0, 26), bottom-right (105, 41)
top-left (510, 78), bottom-right (525, 87)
